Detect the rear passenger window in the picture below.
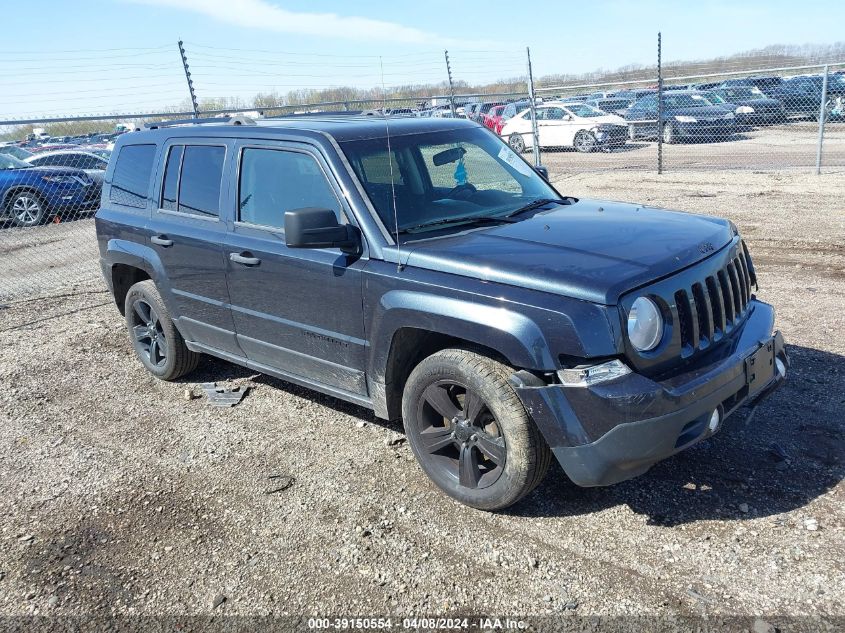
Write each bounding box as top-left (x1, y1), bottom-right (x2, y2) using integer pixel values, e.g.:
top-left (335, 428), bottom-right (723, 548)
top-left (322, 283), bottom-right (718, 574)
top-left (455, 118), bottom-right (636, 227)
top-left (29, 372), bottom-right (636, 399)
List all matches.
top-left (177, 145), bottom-right (225, 218)
top-left (110, 144), bottom-right (156, 208)
top-left (238, 148), bottom-right (340, 229)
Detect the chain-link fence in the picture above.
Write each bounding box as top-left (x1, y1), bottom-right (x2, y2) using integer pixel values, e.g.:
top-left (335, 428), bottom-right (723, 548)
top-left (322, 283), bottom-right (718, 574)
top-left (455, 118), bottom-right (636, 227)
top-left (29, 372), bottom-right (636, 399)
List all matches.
top-left (1, 41), bottom-right (843, 302)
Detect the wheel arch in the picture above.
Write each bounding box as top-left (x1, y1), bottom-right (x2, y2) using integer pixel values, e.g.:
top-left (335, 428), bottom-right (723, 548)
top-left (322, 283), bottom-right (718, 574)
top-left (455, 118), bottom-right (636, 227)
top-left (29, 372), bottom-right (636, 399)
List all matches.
top-left (101, 240), bottom-right (168, 315)
top-left (2, 185), bottom-right (47, 211)
top-left (368, 291), bottom-right (557, 421)
top-left (111, 263), bottom-right (151, 315)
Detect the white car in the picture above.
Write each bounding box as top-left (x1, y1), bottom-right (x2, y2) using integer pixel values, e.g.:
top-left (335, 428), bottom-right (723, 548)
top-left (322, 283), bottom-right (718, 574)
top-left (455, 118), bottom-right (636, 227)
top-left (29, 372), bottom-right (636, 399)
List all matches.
top-left (24, 150), bottom-right (109, 185)
top-left (500, 102), bottom-right (629, 153)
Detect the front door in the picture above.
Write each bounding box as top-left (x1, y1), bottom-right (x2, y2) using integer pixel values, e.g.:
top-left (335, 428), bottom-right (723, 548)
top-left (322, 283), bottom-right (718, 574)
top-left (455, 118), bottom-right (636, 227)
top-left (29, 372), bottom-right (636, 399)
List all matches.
top-left (224, 141), bottom-right (368, 398)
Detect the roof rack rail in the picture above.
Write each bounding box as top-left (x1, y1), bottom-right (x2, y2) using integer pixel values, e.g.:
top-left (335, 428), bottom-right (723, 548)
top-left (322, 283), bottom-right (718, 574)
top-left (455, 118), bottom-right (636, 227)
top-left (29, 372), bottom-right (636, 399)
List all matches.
top-left (142, 115), bottom-right (257, 130)
top-left (265, 110), bottom-right (365, 119)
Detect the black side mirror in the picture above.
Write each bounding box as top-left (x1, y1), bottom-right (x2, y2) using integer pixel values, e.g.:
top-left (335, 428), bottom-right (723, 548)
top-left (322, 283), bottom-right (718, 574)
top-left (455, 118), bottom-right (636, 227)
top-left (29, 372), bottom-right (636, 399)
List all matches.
top-left (534, 165), bottom-right (549, 181)
top-left (285, 207), bottom-right (361, 256)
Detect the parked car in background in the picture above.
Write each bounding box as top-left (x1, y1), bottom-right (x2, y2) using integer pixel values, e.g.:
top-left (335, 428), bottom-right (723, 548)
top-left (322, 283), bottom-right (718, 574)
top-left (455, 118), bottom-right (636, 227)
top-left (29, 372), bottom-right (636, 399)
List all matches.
top-left (1, 153), bottom-right (98, 227)
top-left (483, 105), bottom-right (507, 132)
top-left (476, 102), bottom-right (505, 124)
top-left (720, 76), bottom-right (783, 98)
top-left (585, 97), bottom-right (635, 116)
top-left (707, 87), bottom-right (785, 124)
top-left (464, 103), bottom-right (483, 121)
top-left (614, 89), bottom-right (656, 102)
top-left (625, 92), bottom-right (736, 143)
top-left (501, 102), bottom-right (628, 153)
top-left (767, 77), bottom-right (833, 118)
top-left (25, 150), bottom-right (109, 186)
top-left (0, 145), bottom-right (35, 161)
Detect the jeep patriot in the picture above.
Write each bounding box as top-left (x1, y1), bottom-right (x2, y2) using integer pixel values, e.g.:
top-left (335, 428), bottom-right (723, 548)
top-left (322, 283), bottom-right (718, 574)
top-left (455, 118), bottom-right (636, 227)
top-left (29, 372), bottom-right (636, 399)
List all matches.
top-left (95, 115), bottom-right (787, 510)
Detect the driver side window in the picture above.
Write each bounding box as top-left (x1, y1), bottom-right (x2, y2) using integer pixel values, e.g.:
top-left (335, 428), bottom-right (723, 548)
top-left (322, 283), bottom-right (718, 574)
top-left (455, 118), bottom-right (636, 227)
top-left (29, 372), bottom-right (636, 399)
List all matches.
top-left (238, 148), bottom-right (341, 229)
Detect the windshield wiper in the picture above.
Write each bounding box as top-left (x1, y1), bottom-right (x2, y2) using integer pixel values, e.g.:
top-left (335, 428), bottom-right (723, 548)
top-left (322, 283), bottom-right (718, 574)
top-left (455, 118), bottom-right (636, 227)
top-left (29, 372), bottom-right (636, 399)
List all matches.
top-left (398, 214), bottom-right (520, 234)
top-left (503, 197), bottom-right (570, 218)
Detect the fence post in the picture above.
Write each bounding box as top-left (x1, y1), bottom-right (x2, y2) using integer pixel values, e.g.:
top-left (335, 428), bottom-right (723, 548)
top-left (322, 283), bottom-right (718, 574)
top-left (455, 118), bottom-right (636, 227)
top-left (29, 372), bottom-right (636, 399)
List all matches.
top-left (526, 47), bottom-right (541, 168)
top-left (177, 40), bottom-right (199, 118)
top-left (657, 32), bottom-right (663, 175)
top-left (444, 51), bottom-right (457, 118)
top-left (815, 64), bottom-right (829, 175)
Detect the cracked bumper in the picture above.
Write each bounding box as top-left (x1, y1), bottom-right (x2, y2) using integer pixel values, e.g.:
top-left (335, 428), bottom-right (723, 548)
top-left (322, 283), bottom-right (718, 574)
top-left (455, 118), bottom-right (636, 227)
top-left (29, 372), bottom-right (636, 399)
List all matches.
top-left (512, 301), bottom-right (787, 487)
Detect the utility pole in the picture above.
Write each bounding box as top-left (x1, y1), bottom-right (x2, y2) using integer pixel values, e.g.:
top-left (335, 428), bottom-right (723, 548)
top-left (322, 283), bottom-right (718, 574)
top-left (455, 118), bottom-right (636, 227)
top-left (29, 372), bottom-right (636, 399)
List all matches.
top-left (657, 32), bottom-right (664, 175)
top-left (526, 47), bottom-right (541, 167)
top-left (178, 40), bottom-right (199, 118)
top-left (444, 50), bottom-right (457, 117)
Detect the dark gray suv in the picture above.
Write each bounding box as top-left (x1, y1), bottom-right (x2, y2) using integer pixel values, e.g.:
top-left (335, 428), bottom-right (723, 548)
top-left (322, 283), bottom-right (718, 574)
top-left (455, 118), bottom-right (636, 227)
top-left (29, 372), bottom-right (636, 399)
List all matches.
top-left (95, 115), bottom-right (787, 511)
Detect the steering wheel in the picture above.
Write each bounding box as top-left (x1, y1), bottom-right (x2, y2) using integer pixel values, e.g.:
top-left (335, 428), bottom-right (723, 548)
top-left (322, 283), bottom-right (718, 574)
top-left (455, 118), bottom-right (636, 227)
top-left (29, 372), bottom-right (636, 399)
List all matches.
top-left (446, 183), bottom-right (477, 200)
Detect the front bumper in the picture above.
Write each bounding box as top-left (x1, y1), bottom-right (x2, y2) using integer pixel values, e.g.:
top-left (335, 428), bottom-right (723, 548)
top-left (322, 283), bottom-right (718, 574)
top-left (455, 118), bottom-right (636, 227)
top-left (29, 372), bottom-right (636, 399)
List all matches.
top-left (512, 300), bottom-right (787, 487)
top-left (674, 120), bottom-right (736, 138)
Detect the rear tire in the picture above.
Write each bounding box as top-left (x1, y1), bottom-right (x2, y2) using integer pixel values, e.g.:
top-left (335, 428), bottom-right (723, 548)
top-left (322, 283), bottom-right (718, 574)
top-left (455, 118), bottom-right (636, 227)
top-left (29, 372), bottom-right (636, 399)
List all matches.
top-left (402, 348), bottom-right (551, 511)
top-left (124, 280), bottom-right (200, 381)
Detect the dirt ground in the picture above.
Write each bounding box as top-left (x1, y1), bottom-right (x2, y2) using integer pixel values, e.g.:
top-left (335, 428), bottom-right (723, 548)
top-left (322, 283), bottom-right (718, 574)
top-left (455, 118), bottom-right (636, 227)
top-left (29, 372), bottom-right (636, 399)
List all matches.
top-left (0, 167), bottom-right (843, 630)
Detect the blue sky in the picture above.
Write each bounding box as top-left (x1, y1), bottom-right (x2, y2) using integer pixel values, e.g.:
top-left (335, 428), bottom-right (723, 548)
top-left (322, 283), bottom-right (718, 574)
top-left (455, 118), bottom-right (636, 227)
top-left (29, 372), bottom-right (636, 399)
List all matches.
top-left (1, 0), bottom-right (843, 120)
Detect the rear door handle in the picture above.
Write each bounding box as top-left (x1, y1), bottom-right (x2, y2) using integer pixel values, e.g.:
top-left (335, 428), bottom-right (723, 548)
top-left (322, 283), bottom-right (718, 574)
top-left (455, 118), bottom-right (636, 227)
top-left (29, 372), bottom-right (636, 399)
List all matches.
top-left (229, 252), bottom-right (261, 266)
top-left (151, 235), bottom-right (173, 247)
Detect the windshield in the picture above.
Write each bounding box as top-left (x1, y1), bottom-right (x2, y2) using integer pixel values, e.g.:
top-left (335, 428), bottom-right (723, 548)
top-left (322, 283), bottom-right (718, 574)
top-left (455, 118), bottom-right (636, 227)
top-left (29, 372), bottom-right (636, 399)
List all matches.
top-left (664, 94), bottom-right (713, 108)
top-left (719, 87), bottom-right (765, 101)
top-left (561, 103), bottom-right (603, 117)
top-left (339, 127), bottom-right (561, 237)
top-left (0, 154), bottom-right (31, 170)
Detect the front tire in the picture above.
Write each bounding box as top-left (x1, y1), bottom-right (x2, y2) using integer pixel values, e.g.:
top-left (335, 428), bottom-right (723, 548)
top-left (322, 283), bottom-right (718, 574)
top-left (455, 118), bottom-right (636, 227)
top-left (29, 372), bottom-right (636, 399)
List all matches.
top-left (8, 191), bottom-right (48, 227)
top-left (508, 133), bottom-right (526, 153)
top-left (574, 130), bottom-right (597, 153)
top-left (402, 348), bottom-right (551, 511)
top-left (662, 121), bottom-right (676, 144)
top-left (124, 280), bottom-right (199, 381)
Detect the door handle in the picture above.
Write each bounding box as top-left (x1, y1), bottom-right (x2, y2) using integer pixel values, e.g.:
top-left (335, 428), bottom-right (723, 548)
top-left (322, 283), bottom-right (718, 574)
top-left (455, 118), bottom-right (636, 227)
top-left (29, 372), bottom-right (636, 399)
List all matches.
top-left (229, 252), bottom-right (261, 266)
top-left (151, 235), bottom-right (173, 247)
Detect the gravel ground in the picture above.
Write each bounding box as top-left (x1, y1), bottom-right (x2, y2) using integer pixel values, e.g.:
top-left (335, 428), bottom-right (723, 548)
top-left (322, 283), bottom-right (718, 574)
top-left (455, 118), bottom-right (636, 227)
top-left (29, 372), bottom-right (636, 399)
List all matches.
top-left (0, 167), bottom-right (843, 630)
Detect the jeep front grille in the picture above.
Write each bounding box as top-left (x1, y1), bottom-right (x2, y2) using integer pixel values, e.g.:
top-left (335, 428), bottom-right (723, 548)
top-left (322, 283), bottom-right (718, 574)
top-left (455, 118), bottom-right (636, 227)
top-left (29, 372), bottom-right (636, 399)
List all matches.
top-left (673, 242), bottom-right (756, 356)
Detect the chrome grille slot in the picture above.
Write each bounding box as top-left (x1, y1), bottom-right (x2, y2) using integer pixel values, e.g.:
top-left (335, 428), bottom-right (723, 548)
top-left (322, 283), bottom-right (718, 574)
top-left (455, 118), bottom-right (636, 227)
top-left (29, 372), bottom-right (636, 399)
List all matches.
top-left (718, 269), bottom-right (735, 324)
top-left (706, 275), bottom-right (725, 336)
top-left (692, 282), bottom-right (712, 346)
top-left (674, 290), bottom-right (695, 354)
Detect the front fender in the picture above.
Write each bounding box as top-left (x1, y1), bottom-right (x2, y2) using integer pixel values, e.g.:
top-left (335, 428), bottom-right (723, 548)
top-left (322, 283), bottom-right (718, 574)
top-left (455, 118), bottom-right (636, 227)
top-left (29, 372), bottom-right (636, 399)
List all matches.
top-left (369, 290), bottom-right (557, 384)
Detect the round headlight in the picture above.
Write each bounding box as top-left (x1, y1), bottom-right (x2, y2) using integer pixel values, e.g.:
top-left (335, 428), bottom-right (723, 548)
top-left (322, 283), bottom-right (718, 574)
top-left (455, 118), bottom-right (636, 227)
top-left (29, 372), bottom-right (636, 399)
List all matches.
top-left (628, 297), bottom-right (664, 351)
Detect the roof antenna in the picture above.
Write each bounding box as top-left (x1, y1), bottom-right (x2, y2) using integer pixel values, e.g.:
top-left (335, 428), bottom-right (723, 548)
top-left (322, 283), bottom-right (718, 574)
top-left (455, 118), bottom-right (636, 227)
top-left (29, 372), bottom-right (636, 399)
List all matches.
top-left (380, 56), bottom-right (403, 272)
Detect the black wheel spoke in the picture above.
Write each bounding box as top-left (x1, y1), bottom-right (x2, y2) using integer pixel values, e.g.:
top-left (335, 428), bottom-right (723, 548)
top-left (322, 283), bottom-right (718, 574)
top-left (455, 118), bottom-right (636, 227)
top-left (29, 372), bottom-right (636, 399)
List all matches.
top-left (149, 339), bottom-right (159, 364)
top-left (133, 324), bottom-right (151, 342)
top-left (458, 445), bottom-right (481, 489)
top-left (462, 390), bottom-right (484, 424)
top-left (419, 426), bottom-right (455, 454)
top-left (476, 434), bottom-right (506, 465)
top-left (133, 301), bottom-right (150, 324)
top-left (422, 384), bottom-right (460, 421)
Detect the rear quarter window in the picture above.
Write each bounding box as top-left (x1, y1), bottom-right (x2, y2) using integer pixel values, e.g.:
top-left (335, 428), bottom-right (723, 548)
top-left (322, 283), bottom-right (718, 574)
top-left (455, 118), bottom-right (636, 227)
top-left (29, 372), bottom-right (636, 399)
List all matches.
top-left (109, 144), bottom-right (156, 208)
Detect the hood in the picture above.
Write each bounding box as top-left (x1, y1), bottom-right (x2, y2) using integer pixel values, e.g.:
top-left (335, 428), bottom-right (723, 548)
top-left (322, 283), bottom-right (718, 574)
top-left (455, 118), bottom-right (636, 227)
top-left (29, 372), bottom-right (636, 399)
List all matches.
top-left (664, 105), bottom-right (733, 118)
top-left (402, 199), bottom-right (734, 305)
top-left (587, 114), bottom-right (627, 126)
top-left (29, 165), bottom-right (91, 179)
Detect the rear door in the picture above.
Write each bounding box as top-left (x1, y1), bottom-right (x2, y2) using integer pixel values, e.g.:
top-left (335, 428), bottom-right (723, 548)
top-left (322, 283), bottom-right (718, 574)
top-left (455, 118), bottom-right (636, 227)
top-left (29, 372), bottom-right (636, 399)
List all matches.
top-left (147, 138), bottom-right (242, 356)
top-left (224, 140), bottom-right (368, 398)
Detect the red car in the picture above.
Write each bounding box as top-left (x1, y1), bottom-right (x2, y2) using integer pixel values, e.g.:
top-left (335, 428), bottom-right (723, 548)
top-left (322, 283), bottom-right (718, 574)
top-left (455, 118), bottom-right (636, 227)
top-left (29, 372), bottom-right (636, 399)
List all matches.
top-left (484, 105), bottom-right (508, 133)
